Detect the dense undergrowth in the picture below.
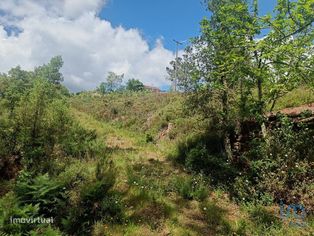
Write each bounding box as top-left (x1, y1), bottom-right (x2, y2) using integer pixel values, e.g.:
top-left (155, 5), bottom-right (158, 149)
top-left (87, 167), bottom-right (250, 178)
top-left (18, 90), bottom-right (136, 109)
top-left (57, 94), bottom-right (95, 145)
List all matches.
top-left (71, 91), bottom-right (204, 140)
top-left (1, 61), bottom-right (314, 235)
top-left (69, 89), bottom-right (314, 235)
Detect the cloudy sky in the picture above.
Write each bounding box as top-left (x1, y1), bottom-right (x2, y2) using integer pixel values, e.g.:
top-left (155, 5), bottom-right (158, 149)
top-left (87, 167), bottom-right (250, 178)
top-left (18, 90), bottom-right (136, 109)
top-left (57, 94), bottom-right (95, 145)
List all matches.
top-left (0, 0), bottom-right (277, 92)
top-left (0, 0), bottom-right (204, 91)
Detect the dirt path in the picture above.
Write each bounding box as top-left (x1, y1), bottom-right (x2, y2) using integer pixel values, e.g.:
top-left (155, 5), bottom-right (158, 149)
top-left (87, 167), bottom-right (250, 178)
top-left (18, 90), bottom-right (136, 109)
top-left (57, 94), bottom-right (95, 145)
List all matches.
top-left (72, 109), bottom-right (244, 235)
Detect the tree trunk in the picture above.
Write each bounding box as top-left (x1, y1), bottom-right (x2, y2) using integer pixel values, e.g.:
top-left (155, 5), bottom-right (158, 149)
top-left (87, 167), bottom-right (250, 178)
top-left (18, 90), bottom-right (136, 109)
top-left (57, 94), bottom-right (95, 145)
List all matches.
top-left (224, 133), bottom-right (233, 161)
top-left (221, 77), bottom-right (233, 161)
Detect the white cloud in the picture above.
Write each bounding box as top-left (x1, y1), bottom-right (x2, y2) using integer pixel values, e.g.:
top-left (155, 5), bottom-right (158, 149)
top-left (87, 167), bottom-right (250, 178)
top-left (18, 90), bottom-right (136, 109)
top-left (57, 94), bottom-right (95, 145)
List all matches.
top-left (0, 0), bottom-right (174, 91)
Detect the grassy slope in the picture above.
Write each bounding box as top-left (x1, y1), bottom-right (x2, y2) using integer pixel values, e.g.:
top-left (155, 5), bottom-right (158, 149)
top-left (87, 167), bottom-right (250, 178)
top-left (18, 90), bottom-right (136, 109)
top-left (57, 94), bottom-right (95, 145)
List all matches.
top-left (270, 87), bottom-right (314, 111)
top-left (71, 91), bottom-right (204, 140)
top-left (70, 90), bottom-right (314, 236)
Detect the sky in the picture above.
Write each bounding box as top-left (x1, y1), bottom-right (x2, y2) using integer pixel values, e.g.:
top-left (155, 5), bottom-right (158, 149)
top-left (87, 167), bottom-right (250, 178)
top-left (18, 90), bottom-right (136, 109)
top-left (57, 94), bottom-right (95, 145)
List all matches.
top-left (0, 0), bottom-right (278, 92)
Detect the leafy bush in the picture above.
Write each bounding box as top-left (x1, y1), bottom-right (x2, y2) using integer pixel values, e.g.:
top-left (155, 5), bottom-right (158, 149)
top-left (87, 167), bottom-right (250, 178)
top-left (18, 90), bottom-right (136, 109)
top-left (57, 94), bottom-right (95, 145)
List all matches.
top-left (29, 226), bottom-right (63, 236)
top-left (0, 72), bottom-right (100, 176)
top-left (0, 192), bottom-right (39, 235)
top-left (246, 204), bottom-right (281, 229)
top-left (145, 133), bottom-right (154, 143)
top-left (59, 123), bottom-right (98, 159)
top-left (237, 116), bottom-right (314, 209)
top-left (172, 174), bottom-right (209, 201)
top-left (62, 159), bottom-right (124, 235)
top-left (14, 171), bottom-right (67, 219)
top-left (173, 132), bottom-right (237, 185)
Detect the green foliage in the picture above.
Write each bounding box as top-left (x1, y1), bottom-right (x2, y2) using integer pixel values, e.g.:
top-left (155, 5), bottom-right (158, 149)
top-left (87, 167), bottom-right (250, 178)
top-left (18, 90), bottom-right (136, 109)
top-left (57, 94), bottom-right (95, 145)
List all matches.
top-left (274, 86), bottom-right (314, 111)
top-left (145, 133), bottom-right (154, 143)
top-left (126, 79), bottom-right (144, 92)
top-left (173, 132), bottom-right (237, 185)
top-left (171, 174), bottom-right (209, 201)
top-left (234, 116), bottom-right (314, 208)
top-left (29, 226), bottom-right (63, 236)
top-left (172, 0), bottom-right (313, 119)
top-left (127, 162), bottom-right (167, 200)
top-left (59, 123), bottom-right (99, 159)
top-left (71, 92), bottom-right (193, 139)
top-left (200, 201), bottom-right (232, 235)
top-left (97, 71), bottom-right (124, 94)
top-left (97, 82), bottom-right (107, 95)
top-left (62, 159), bottom-right (123, 235)
top-left (0, 192), bottom-right (39, 235)
top-left (14, 171), bottom-right (67, 219)
top-left (55, 160), bottom-right (91, 188)
top-left (35, 56), bottom-right (64, 85)
top-left (0, 2), bottom-right (313, 233)
top-left (0, 58), bottom-right (100, 176)
top-left (0, 58), bottom-right (113, 235)
top-left (246, 204), bottom-right (281, 230)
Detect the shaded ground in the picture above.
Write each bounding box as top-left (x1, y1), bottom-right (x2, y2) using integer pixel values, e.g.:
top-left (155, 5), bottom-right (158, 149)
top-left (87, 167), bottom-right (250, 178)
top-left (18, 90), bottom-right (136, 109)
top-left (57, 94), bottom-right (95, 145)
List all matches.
top-left (72, 108), bottom-right (314, 236)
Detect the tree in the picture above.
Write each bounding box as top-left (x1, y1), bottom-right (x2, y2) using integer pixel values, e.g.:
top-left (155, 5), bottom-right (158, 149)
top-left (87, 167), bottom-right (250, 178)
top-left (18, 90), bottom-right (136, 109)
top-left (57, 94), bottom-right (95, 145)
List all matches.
top-left (0, 58), bottom-right (98, 173)
top-left (254, 0), bottom-right (314, 113)
top-left (2, 67), bottom-right (32, 114)
top-left (170, 0), bottom-right (313, 117)
top-left (97, 72), bottom-right (124, 94)
top-left (166, 51), bottom-right (197, 92)
top-left (173, 0), bottom-right (258, 159)
top-left (35, 56), bottom-right (64, 85)
top-left (97, 82), bottom-right (107, 95)
top-left (167, 0), bottom-right (313, 161)
top-left (126, 79), bottom-right (144, 92)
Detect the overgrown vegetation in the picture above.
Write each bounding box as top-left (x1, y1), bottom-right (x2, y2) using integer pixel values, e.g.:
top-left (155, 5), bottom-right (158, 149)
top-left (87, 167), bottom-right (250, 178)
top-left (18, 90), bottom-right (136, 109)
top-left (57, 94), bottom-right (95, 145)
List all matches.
top-left (1, 0), bottom-right (314, 235)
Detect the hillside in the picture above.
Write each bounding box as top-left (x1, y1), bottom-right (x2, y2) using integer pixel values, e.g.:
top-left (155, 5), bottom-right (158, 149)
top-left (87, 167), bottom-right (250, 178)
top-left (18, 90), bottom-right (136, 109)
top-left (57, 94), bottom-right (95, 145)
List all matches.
top-left (1, 0), bottom-right (313, 235)
top-left (67, 89), bottom-right (314, 235)
top-left (1, 78), bottom-right (313, 235)
top-left (71, 91), bottom-right (203, 141)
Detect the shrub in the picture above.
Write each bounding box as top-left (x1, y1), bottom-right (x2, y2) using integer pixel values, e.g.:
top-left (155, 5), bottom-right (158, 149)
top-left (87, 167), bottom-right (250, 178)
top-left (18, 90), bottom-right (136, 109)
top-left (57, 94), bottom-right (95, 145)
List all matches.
top-left (59, 123), bottom-right (98, 159)
top-left (173, 132), bottom-right (237, 186)
top-left (29, 226), bottom-right (63, 236)
top-left (61, 159), bottom-right (124, 235)
top-left (145, 133), bottom-right (154, 143)
top-left (172, 174), bottom-right (209, 201)
top-left (0, 192), bottom-right (39, 235)
top-left (246, 204), bottom-right (281, 229)
top-left (0, 76), bottom-right (101, 176)
top-left (14, 171), bottom-right (67, 220)
top-left (238, 116), bottom-right (314, 209)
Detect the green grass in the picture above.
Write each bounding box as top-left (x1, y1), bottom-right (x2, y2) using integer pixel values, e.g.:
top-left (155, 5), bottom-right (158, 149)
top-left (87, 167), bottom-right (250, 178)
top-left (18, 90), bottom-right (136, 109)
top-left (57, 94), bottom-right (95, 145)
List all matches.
top-left (67, 92), bottom-right (314, 236)
top-left (273, 87), bottom-right (314, 111)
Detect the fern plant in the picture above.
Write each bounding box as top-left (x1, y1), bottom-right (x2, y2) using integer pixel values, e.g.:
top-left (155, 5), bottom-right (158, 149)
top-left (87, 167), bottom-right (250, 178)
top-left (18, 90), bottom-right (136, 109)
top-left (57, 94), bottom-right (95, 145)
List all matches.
top-left (0, 192), bottom-right (39, 235)
top-left (14, 171), bottom-right (67, 218)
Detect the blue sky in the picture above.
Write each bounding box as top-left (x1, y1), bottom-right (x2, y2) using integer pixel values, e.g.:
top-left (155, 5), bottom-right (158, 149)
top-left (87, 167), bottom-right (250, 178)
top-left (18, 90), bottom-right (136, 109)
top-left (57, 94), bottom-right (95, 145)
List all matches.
top-left (100, 0), bottom-right (278, 52)
top-left (0, 0), bottom-right (280, 91)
